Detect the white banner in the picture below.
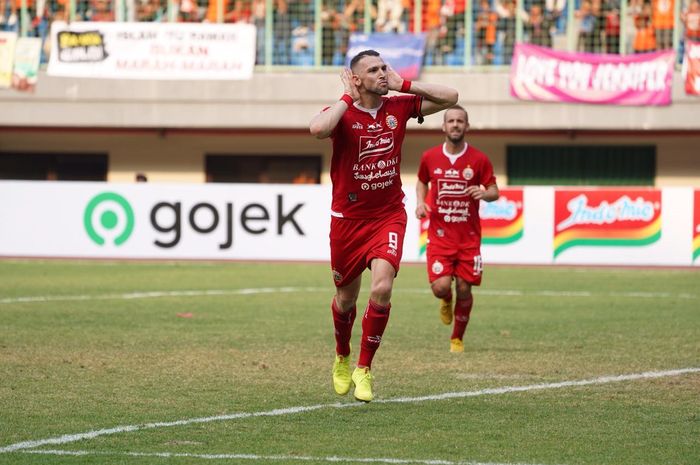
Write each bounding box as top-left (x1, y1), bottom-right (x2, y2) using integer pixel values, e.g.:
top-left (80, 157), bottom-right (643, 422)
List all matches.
top-left (0, 31), bottom-right (17, 88)
top-left (47, 22), bottom-right (256, 80)
top-left (0, 182), bottom-right (695, 266)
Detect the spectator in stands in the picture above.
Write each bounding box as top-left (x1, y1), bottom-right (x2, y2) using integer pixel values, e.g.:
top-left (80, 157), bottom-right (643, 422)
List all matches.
top-left (422, 0), bottom-right (443, 64)
top-left (138, 0), bottom-right (165, 21)
top-left (576, 0), bottom-right (598, 52)
top-left (652, 0), bottom-right (674, 50)
top-left (496, 0), bottom-right (517, 64)
top-left (682, 0), bottom-right (700, 44)
top-left (633, 2), bottom-right (657, 53)
top-left (0, 0), bottom-right (18, 31)
top-left (321, 1), bottom-right (342, 65)
top-left (475, 0), bottom-right (498, 64)
top-left (602, 0), bottom-right (621, 53)
top-left (339, 0), bottom-right (376, 59)
top-left (524, 4), bottom-right (554, 47)
top-left (440, 0), bottom-right (466, 59)
top-left (375, 0), bottom-right (405, 32)
top-left (87, 0), bottom-right (115, 21)
top-left (274, 0), bottom-right (292, 64)
top-left (252, 0), bottom-right (265, 63)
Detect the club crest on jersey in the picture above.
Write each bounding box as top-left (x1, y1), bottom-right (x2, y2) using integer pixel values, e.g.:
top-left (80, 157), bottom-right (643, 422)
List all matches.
top-left (431, 260), bottom-right (444, 275)
top-left (358, 132), bottom-right (395, 161)
top-left (352, 122), bottom-right (364, 130)
top-left (385, 115), bottom-right (398, 130)
top-left (332, 269), bottom-right (343, 283)
top-left (463, 166), bottom-right (474, 180)
top-left (367, 122), bottom-right (383, 132)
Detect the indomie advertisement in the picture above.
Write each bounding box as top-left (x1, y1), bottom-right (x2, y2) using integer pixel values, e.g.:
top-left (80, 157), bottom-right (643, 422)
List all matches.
top-left (480, 188), bottom-right (524, 245)
top-left (553, 189), bottom-right (662, 259)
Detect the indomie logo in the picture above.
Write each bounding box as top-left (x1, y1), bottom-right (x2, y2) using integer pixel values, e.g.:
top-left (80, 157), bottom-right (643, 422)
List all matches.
top-left (556, 194), bottom-right (655, 232)
top-left (358, 132), bottom-right (394, 161)
top-left (437, 179), bottom-right (468, 199)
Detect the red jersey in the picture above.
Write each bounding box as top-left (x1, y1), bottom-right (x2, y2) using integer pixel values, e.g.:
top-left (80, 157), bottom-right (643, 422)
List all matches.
top-left (417, 142), bottom-right (496, 250)
top-left (329, 95), bottom-right (422, 219)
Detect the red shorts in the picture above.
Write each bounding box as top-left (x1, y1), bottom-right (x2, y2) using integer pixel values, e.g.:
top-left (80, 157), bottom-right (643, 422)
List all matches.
top-left (330, 209), bottom-right (407, 288)
top-left (426, 244), bottom-right (483, 285)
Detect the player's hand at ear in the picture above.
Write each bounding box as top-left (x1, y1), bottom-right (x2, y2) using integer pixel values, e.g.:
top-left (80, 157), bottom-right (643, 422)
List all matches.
top-left (341, 68), bottom-right (360, 101)
top-left (386, 65), bottom-right (404, 92)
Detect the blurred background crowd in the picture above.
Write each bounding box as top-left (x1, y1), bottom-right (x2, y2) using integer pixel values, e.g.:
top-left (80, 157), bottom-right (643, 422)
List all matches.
top-left (0, 0), bottom-right (697, 66)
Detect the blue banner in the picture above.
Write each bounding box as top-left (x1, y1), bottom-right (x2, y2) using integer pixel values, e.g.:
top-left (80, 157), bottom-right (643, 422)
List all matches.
top-left (345, 33), bottom-right (426, 80)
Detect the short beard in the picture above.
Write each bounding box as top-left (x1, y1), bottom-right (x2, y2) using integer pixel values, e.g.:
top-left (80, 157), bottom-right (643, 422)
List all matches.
top-left (370, 86), bottom-right (389, 96)
top-left (447, 133), bottom-right (464, 144)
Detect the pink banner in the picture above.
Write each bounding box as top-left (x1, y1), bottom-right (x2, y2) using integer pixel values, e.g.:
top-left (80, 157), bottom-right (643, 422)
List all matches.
top-left (683, 41), bottom-right (700, 96)
top-left (510, 43), bottom-right (674, 106)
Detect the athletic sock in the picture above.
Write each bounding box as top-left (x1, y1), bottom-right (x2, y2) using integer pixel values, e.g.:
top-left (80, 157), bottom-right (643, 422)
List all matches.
top-left (331, 298), bottom-right (356, 357)
top-left (358, 300), bottom-right (391, 368)
top-left (451, 294), bottom-right (473, 340)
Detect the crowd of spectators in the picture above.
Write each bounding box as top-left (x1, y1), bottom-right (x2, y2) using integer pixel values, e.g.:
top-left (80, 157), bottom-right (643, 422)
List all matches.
top-left (0, 0), bottom-right (695, 66)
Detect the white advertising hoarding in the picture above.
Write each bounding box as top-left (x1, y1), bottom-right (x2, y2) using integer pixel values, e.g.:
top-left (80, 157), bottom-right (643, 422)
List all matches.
top-left (0, 182), bottom-right (696, 266)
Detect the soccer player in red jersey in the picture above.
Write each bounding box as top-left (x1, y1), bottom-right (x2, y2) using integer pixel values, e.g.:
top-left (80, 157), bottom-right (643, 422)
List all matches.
top-left (415, 105), bottom-right (499, 353)
top-left (309, 50), bottom-right (458, 402)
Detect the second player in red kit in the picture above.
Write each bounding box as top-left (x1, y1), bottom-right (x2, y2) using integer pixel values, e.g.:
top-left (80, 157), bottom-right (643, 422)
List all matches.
top-left (416, 105), bottom-right (499, 353)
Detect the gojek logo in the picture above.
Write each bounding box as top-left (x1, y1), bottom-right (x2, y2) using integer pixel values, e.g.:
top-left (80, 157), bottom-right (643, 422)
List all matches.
top-left (84, 192), bottom-right (135, 246)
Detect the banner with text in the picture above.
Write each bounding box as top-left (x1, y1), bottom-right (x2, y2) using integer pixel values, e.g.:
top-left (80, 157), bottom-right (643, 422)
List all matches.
top-left (346, 33), bottom-right (426, 80)
top-left (510, 43), bottom-right (674, 106)
top-left (47, 21), bottom-right (256, 80)
top-left (683, 41), bottom-right (700, 96)
top-left (0, 182), bottom-right (695, 266)
top-left (12, 37), bottom-right (42, 92)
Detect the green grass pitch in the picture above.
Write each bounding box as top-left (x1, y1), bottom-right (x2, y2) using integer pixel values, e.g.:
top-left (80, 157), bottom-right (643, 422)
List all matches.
top-left (0, 260), bottom-right (698, 465)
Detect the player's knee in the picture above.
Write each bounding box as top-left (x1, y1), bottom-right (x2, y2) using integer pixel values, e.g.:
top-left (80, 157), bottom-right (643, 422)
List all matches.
top-left (431, 282), bottom-right (451, 299)
top-left (370, 279), bottom-right (393, 302)
top-left (455, 281), bottom-right (472, 299)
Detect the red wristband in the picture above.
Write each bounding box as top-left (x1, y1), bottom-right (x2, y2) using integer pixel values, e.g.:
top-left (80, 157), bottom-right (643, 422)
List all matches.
top-left (340, 94), bottom-right (354, 107)
top-left (400, 80), bottom-right (412, 92)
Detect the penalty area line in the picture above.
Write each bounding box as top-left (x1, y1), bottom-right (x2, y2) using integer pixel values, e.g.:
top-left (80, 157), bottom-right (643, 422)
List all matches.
top-left (1, 367), bottom-right (698, 454)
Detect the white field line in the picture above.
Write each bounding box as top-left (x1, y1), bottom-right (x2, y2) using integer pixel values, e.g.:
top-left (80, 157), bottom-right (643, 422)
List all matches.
top-left (21, 449), bottom-right (558, 465)
top-left (1, 368), bottom-right (698, 454)
top-left (0, 287), bottom-right (696, 305)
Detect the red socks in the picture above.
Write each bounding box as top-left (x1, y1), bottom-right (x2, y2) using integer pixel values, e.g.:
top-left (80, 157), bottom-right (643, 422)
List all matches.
top-left (451, 294), bottom-right (473, 340)
top-left (331, 298), bottom-right (356, 357)
top-left (358, 300), bottom-right (391, 368)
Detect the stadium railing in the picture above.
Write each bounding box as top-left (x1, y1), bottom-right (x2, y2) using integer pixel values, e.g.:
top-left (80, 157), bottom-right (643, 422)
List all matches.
top-left (0, 0), bottom-right (690, 68)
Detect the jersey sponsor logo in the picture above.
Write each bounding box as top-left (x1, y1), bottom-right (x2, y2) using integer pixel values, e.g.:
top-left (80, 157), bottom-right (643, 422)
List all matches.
top-left (360, 178), bottom-right (395, 191)
top-left (358, 132), bottom-right (395, 162)
top-left (431, 259), bottom-right (444, 275)
top-left (352, 122), bottom-right (364, 130)
top-left (433, 168), bottom-right (443, 175)
top-left (354, 167), bottom-right (397, 182)
top-left (445, 168), bottom-right (460, 178)
top-left (385, 114), bottom-right (398, 129)
top-left (367, 122), bottom-right (383, 132)
top-left (437, 179), bottom-right (468, 199)
top-left (352, 156), bottom-right (398, 172)
top-left (463, 166), bottom-right (474, 180)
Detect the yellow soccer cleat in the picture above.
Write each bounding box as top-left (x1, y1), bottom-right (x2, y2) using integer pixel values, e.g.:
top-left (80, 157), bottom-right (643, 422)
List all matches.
top-left (351, 366), bottom-right (374, 402)
top-left (332, 354), bottom-right (352, 395)
top-left (450, 338), bottom-right (464, 353)
top-left (439, 298), bottom-right (453, 325)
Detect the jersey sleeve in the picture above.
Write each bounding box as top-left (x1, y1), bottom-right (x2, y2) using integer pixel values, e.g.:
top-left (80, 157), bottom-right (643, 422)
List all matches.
top-left (417, 153), bottom-right (431, 184)
top-left (479, 154), bottom-right (497, 187)
top-left (394, 94), bottom-right (423, 121)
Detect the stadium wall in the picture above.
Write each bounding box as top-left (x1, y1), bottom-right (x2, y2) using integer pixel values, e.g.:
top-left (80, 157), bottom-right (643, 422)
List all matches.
top-left (0, 127), bottom-right (698, 186)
